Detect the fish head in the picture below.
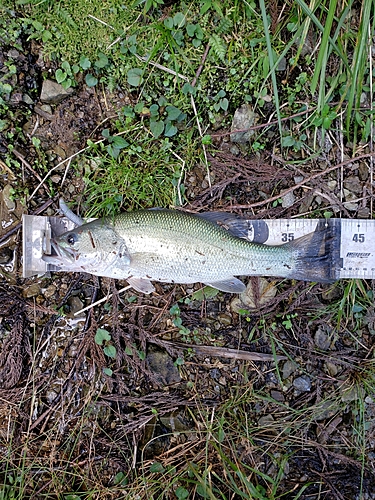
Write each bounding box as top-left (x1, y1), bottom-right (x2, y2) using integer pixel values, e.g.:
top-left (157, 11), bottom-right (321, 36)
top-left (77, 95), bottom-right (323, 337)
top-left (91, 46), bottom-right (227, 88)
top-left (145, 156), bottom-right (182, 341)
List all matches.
top-left (43, 221), bottom-right (131, 276)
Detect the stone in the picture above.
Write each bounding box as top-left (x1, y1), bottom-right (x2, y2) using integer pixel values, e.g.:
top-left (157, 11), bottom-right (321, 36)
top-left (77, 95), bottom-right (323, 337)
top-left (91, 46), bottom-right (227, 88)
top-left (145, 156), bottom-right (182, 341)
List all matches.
top-left (22, 283), bottom-right (41, 298)
top-left (43, 284), bottom-right (57, 299)
top-left (1, 184), bottom-right (15, 211)
top-left (281, 190), bottom-right (296, 208)
top-left (146, 348), bottom-right (181, 385)
top-left (282, 360), bottom-right (298, 379)
top-left (230, 104), bottom-right (259, 143)
top-left (343, 175), bottom-right (362, 195)
top-left (314, 328), bottom-right (331, 350)
top-left (40, 79), bottom-right (74, 104)
top-left (293, 375), bottom-right (312, 393)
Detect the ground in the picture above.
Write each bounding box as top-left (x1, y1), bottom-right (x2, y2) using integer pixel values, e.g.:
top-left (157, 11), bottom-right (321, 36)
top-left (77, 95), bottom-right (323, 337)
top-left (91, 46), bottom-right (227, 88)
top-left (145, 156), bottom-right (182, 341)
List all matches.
top-left (0, 2), bottom-right (375, 499)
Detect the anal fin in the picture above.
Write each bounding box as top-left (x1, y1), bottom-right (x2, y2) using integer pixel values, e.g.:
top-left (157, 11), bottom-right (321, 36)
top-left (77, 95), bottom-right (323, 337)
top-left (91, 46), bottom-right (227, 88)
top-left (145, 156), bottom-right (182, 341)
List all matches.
top-left (204, 277), bottom-right (246, 293)
top-left (127, 277), bottom-right (155, 294)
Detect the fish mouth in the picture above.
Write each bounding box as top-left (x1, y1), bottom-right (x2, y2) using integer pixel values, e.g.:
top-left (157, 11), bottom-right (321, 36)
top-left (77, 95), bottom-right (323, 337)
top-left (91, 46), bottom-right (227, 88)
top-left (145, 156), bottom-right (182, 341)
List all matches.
top-left (42, 239), bottom-right (78, 265)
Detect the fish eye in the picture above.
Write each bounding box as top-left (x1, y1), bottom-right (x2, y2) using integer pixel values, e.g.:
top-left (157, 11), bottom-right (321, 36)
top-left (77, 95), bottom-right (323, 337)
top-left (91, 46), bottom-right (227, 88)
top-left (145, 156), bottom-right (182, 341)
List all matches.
top-left (66, 233), bottom-right (78, 246)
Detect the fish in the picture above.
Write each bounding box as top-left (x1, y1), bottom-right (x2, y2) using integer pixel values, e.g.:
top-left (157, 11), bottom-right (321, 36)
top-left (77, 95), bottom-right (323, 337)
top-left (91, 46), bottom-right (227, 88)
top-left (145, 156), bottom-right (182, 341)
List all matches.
top-left (42, 209), bottom-right (334, 294)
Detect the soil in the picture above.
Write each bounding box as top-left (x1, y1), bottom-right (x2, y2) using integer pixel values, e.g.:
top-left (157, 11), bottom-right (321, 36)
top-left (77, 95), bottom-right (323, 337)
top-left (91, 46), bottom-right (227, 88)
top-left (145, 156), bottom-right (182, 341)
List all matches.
top-left (0, 23), bottom-right (375, 500)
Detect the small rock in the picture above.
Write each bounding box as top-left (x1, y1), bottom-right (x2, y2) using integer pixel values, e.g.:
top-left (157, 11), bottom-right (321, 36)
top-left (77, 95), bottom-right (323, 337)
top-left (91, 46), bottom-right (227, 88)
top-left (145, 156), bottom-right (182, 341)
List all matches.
top-left (217, 313), bottom-right (232, 326)
top-left (53, 145), bottom-right (66, 159)
top-left (358, 162), bottom-right (369, 181)
top-left (281, 190), bottom-right (295, 208)
top-left (22, 94), bottom-right (34, 105)
top-left (343, 201), bottom-right (358, 212)
top-left (357, 206), bottom-right (370, 218)
top-left (7, 49), bottom-right (20, 59)
top-left (0, 247), bottom-right (13, 265)
top-left (277, 56), bottom-right (287, 71)
top-left (258, 414), bottom-right (275, 427)
top-left (146, 348), bottom-right (181, 385)
top-left (294, 175), bottom-right (304, 184)
top-left (314, 328), bottom-right (331, 350)
top-left (43, 284), bottom-right (57, 299)
top-left (210, 368), bottom-right (221, 380)
top-left (293, 375), bottom-right (311, 392)
top-left (67, 296), bottom-right (84, 315)
top-left (40, 104), bottom-right (53, 115)
top-left (315, 399), bottom-right (338, 420)
top-left (270, 390), bottom-right (284, 402)
top-left (325, 361), bottom-right (338, 377)
top-left (2, 184), bottom-right (16, 211)
top-left (340, 383), bottom-right (364, 402)
top-left (23, 283), bottom-right (42, 298)
top-left (327, 180), bottom-right (337, 191)
top-left (230, 104), bottom-right (259, 143)
top-left (40, 79), bottom-right (74, 104)
top-left (282, 360), bottom-right (298, 379)
top-left (343, 175), bottom-right (362, 195)
top-left (229, 144), bottom-right (240, 155)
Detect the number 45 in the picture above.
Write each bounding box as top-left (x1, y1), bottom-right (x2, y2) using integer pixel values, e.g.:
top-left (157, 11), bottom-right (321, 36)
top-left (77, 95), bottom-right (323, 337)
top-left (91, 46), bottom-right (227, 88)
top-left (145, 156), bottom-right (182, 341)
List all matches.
top-left (353, 233), bottom-right (365, 243)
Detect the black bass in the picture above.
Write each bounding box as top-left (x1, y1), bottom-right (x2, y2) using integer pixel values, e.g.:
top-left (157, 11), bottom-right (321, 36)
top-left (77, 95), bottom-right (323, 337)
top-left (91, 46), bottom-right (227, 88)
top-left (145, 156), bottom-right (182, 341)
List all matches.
top-left (43, 209), bottom-right (334, 293)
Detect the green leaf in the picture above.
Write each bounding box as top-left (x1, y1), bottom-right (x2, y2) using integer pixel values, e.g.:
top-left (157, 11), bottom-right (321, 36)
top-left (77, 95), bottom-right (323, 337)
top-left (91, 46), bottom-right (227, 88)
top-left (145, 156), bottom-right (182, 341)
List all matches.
top-left (149, 103), bottom-right (159, 117)
top-left (61, 78), bottom-right (72, 90)
top-left (186, 23), bottom-right (196, 37)
top-left (103, 367), bottom-right (113, 376)
top-left (173, 12), bottom-right (185, 27)
top-left (55, 69), bottom-right (66, 83)
top-left (61, 60), bottom-right (70, 72)
top-left (104, 345), bottom-right (117, 358)
top-left (176, 486), bottom-right (189, 499)
top-left (42, 30), bottom-right (52, 42)
top-left (111, 136), bottom-right (129, 149)
top-left (150, 120), bottom-right (164, 138)
top-left (201, 134), bottom-right (212, 145)
top-left (32, 20), bottom-right (44, 31)
top-left (95, 52), bottom-right (109, 69)
top-left (127, 68), bottom-right (143, 87)
top-left (164, 17), bottom-right (174, 29)
top-left (125, 346), bottom-right (133, 355)
top-left (195, 24), bottom-right (204, 40)
top-left (85, 74), bottom-right (98, 87)
top-left (158, 96), bottom-right (167, 106)
top-left (150, 462), bottom-right (165, 473)
top-left (113, 472), bottom-right (128, 486)
top-left (182, 82), bottom-right (196, 95)
top-left (123, 106), bottom-right (135, 118)
top-left (134, 101), bottom-right (145, 113)
top-left (79, 56), bottom-right (91, 70)
top-left (164, 122), bottom-right (177, 137)
top-left (95, 328), bottom-right (111, 345)
top-left (166, 105), bottom-right (181, 121)
top-left (220, 97), bottom-right (229, 111)
top-left (102, 128), bottom-right (111, 138)
top-left (281, 135), bottom-right (295, 147)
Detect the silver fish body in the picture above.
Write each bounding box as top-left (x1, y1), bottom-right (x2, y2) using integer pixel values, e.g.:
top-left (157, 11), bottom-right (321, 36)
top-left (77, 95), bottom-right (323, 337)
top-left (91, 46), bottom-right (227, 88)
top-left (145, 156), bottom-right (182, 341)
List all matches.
top-left (43, 209), bottom-right (333, 293)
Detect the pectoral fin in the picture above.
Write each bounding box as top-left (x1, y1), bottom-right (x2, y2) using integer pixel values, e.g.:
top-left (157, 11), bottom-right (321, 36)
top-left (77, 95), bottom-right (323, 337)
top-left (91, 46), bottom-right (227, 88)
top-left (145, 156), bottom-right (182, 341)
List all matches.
top-left (204, 277), bottom-right (246, 293)
top-left (127, 277), bottom-right (155, 294)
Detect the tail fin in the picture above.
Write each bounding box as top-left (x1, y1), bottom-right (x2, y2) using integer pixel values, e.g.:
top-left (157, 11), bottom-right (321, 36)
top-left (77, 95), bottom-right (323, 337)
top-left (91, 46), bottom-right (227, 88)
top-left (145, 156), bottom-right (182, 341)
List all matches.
top-left (287, 220), bottom-right (338, 283)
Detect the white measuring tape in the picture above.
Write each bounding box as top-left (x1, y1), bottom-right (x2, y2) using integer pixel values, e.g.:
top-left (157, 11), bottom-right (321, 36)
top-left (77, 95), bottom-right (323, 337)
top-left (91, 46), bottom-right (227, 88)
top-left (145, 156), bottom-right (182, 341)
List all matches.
top-left (22, 215), bottom-right (374, 280)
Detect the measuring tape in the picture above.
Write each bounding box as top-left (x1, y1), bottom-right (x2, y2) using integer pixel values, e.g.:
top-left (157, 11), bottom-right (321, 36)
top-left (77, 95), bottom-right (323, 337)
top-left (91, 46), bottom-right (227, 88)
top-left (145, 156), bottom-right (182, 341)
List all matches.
top-left (22, 215), bottom-right (374, 280)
